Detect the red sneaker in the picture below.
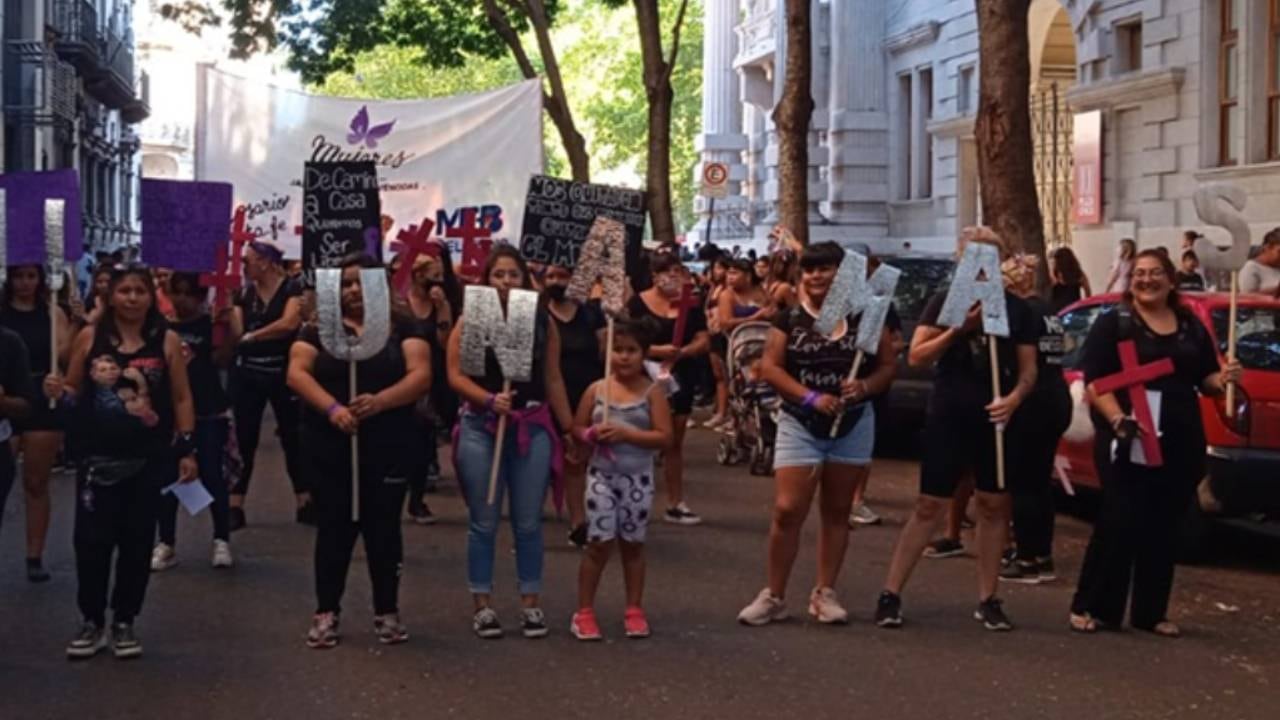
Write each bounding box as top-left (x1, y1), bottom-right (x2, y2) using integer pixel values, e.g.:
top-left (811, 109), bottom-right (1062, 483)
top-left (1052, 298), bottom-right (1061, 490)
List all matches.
top-left (571, 608), bottom-right (602, 641)
top-left (623, 606), bottom-right (650, 639)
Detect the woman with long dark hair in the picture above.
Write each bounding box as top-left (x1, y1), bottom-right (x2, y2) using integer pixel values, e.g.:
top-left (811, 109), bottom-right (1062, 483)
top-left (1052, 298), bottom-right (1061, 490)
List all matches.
top-left (1069, 250), bottom-right (1239, 637)
top-left (703, 256), bottom-right (731, 429)
top-left (46, 264), bottom-right (196, 659)
top-left (628, 253), bottom-right (711, 525)
top-left (447, 245), bottom-right (576, 639)
top-left (0, 265), bottom-right (71, 582)
top-left (1104, 238), bottom-right (1137, 295)
top-left (288, 254), bottom-right (432, 648)
top-left (737, 242), bottom-right (897, 626)
top-left (228, 241), bottom-right (306, 528)
top-left (766, 250), bottom-right (799, 310)
top-left (1049, 246), bottom-right (1091, 313)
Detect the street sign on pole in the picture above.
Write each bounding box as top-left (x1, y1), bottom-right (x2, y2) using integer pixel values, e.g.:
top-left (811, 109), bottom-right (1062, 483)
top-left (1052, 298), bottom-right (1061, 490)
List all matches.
top-left (700, 162), bottom-right (729, 199)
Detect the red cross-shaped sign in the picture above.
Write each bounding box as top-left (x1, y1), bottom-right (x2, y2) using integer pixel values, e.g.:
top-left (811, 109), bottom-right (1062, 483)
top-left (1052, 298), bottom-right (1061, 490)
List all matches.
top-left (390, 219), bottom-right (438, 296)
top-left (1091, 340), bottom-right (1175, 466)
top-left (671, 283), bottom-right (699, 346)
top-left (447, 208), bottom-right (494, 278)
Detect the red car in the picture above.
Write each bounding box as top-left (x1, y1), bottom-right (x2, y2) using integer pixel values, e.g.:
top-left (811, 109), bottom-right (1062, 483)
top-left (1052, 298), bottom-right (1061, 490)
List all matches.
top-left (1055, 292), bottom-right (1280, 549)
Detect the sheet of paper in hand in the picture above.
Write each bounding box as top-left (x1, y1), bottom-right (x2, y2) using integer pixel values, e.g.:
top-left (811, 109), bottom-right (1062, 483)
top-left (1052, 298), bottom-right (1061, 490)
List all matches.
top-left (461, 286), bottom-right (539, 383)
top-left (815, 250), bottom-right (903, 353)
top-left (0, 170), bottom-right (84, 267)
top-left (519, 175), bottom-right (646, 275)
top-left (302, 161), bottom-right (382, 285)
top-left (937, 242), bottom-right (1009, 337)
top-left (567, 216), bottom-right (627, 316)
top-left (315, 267), bottom-right (392, 362)
top-left (140, 179), bottom-right (234, 272)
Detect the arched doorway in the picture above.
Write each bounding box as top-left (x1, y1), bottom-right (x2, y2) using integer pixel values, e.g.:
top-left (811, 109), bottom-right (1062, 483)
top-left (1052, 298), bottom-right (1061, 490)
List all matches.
top-left (1029, 0), bottom-right (1078, 248)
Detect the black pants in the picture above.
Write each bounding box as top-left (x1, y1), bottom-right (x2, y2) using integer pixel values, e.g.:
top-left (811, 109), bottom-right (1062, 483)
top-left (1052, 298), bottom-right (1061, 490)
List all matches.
top-left (407, 412), bottom-right (438, 501)
top-left (231, 367), bottom-right (303, 496)
top-left (310, 443), bottom-right (408, 616)
top-left (1071, 451), bottom-right (1198, 630)
top-left (0, 444), bottom-right (13, 536)
top-left (1008, 388), bottom-right (1071, 560)
top-left (158, 417), bottom-right (230, 543)
top-left (74, 459), bottom-right (168, 626)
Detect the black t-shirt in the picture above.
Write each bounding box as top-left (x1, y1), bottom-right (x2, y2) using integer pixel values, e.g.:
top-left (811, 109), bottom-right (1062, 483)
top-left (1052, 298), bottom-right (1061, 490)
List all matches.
top-left (919, 289), bottom-right (1038, 416)
top-left (235, 277), bottom-right (303, 374)
top-left (1024, 296), bottom-right (1068, 393)
top-left (1049, 283), bottom-right (1084, 314)
top-left (73, 327), bottom-right (174, 459)
top-left (627, 293), bottom-right (707, 393)
top-left (172, 315), bottom-right (229, 417)
top-left (773, 305), bottom-right (880, 438)
top-left (473, 304), bottom-right (550, 410)
top-left (0, 328), bottom-right (34, 436)
top-left (0, 303), bottom-right (51, 378)
top-left (297, 319), bottom-right (426, 452)
top-left (1175, 271), bottom-right (1206, 291)
top-left (553, 301), bottom-right (605, 410)
top-left (1080, 307), bottom-right (1219, 453)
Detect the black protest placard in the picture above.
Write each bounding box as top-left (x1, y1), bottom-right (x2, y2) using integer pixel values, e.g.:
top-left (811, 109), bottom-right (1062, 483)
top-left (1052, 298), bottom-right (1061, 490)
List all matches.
top-left (519, 175), bottom-right (646, 273)
top-left (302, 161), bottom-right (382, 283)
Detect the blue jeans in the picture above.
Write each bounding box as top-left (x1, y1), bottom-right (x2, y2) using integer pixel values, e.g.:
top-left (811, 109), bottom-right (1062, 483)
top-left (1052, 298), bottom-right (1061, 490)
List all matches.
top-left (456, 410), bottom-right (552, 595)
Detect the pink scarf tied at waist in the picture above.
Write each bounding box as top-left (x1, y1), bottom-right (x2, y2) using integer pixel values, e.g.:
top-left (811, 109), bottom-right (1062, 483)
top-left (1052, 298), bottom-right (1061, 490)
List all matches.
top-left (452, 402), bottom-right (565, 511)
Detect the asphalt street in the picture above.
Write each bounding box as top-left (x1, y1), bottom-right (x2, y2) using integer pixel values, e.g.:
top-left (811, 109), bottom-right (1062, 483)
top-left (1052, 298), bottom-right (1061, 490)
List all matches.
top-left (1, 423), bottom-right (1277, 720)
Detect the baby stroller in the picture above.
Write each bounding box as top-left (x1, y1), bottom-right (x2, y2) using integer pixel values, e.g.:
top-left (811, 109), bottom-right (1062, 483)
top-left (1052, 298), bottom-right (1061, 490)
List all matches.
top-left (716, 322), bottom-right (779, 476)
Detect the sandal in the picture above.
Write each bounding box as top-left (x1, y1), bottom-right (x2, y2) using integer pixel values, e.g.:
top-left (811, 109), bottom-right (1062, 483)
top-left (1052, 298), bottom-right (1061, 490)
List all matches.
top-left (1069, 612), bottom-right (1098, 634)
top-left (1150, 621), bottom-right (1181, 638)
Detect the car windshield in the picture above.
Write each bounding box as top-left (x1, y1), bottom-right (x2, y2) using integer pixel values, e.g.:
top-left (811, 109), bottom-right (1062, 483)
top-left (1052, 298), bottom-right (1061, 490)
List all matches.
top-left (1059, 302), bottom-right (1113, 369)
top-left (888, 257), bottom-right (954, 323)
top-left (1212, 307), bottom-right (1280, 371)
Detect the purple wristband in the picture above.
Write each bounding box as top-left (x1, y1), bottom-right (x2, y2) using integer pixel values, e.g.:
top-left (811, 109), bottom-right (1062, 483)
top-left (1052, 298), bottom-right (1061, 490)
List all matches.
top-left (485, 393), bottom-right (496, 411)
top-left (326, 402), bottom-right (342, 419)
top-left (802, 390), bottom-right (819, 409)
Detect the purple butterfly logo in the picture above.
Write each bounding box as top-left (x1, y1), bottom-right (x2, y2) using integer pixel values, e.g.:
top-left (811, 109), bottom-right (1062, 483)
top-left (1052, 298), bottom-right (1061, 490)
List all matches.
top-left (347, 106), bottom-right (396, 149)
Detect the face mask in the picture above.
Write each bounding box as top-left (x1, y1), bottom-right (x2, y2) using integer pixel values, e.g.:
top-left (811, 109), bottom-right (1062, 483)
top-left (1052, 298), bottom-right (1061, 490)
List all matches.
top-left (545, 284), bottom-right (568, 302)
top-left (656, 276), bottom-right (682, 297)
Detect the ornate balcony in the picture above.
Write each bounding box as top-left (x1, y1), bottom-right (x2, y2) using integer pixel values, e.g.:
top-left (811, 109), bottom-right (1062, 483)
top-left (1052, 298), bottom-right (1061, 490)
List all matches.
top-left (51, 0), bottom-right (101, 72)
top-left (3, 41), bottom-right (78, 131)
top-left (734, 8), bottom-right (776, 70)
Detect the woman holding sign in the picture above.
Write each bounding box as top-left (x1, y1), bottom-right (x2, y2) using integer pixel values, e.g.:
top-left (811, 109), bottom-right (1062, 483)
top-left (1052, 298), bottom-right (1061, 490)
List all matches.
top-left (0, 265), bottom-right (71, 582)
top-left (876, 228), bottom-right (1038, 632)
top-left (628, 252), bottom-right (710, 525)
top-left (1069, 250), bottom-right (1239, 637)
top-left (46, 264), bottom-right (197, 660)
top-left (289, 254), bottom-right (431, 649)
top-left (737, 242), bottom-right (897, 626)
top-left (447, 246), bottom-right (576, 639)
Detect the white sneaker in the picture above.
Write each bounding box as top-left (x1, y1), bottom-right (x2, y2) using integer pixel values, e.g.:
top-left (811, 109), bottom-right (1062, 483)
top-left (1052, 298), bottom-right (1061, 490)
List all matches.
top-left (150, 543), bottom-right (177, 572)
top-left (737, 588), bottom-right (788, 626)
top-left (808, 586), bottom-right (850, 625)
top-left (848, 503), bottom-right (882, 527)
top-left (211, 540), bottom-right (234, 569)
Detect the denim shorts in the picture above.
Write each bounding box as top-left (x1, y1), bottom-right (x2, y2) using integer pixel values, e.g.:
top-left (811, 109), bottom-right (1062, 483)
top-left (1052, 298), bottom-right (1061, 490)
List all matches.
top-left (773, 403), bottom-right (875, 470)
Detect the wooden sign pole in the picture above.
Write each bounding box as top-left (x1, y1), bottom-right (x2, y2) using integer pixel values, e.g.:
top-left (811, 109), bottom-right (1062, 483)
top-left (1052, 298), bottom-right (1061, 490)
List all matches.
top-left (989, 336), bottom-right (1006, 490)
top-left (349, 361), bottom-right (360, 522)
top-left (829, 350), bottom-right (865, 439)
top-left (48, 291), bottom-right (58, 409)
top-left (487, 378), bottom-right (513, 505)
top-left (603, 316), bottom-right (615, 424)
top-left (1226, 270), bottom-right (1239, 416)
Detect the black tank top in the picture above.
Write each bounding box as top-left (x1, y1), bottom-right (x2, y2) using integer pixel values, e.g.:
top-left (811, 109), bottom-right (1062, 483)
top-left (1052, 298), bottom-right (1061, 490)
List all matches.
top-left (72, 325), bottom-right (173, 459)
top-left (0, 303), bottom-right (52, 377)
top-left (236, 277), bottom-right (301, 374)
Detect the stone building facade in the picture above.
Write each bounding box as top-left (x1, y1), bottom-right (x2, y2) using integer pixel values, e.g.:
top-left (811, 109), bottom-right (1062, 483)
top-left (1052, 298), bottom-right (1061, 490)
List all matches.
top-left (696, 0), bottom-right (1280, 285)
top-left (2, 0), bottom-right (148, 254)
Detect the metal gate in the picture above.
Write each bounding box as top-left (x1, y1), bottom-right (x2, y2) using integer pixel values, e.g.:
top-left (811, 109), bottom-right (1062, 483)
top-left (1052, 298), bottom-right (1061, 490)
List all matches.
top-left (1031, 82), bottom-right (1074, 247)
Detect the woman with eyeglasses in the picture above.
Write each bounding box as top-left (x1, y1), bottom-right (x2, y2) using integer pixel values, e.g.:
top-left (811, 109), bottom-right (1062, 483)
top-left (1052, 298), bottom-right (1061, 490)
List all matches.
top-left (0, 265), bottom-right (71, 582)
top-left (228, 241), bottom-right (306, 529)
top-left (1069, 250), bottom-right (1240, 637)
top-left (46, 264), bottom-right (197, 660)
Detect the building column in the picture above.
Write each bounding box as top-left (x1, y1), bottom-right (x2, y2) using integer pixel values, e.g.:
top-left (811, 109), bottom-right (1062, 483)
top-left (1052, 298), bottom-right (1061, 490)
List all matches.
top-left (824, 0), bottom-right (889, 236)
top-left (692, 0), bottom-right (749, 244)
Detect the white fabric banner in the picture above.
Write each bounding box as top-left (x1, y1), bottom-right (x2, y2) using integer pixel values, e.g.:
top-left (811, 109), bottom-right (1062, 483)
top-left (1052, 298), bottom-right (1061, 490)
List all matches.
top-left (196, 67), bottom-right (543, 261)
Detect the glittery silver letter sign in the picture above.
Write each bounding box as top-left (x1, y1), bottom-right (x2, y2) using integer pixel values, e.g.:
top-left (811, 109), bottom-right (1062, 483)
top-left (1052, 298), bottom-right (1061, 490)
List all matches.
top-left (568, 216), bottom-right (627, 316)
top-left (45, 199), bottom-right (66, 292)
top-left (814, 250), bottom-right (903, 353)
top-left (1192, 184), bottom-right (1252, 272)
top-left (315, 267), bottom-right (392, 362)
top-left (937, 241), bottom-right (1009, 337)
top-left (854, 264), bottom-right (902, 354)
top-left (0, 190), bottom-right (8, 288)
top-left (814, 250), bottom-right (867, 336)
top-left (461, 286), bottom-right (539, 383)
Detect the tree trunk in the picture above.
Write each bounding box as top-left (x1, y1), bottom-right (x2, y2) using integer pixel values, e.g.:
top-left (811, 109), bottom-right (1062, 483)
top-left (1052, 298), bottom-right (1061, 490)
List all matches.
top-left (773, 0), bottom-right (814, 245)
top-left (632, 0), bottom-right (690, 246)
top-left (974, 0), bottom-right (1046, 288)
top-left (484, 0), bottom-right (591, 181)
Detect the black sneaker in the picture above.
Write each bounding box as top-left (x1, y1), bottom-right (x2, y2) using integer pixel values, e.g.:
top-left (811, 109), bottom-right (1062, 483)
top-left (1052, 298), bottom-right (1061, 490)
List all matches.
top-left (425, 462), bottom-right (442, 493)
top-left (407, 495), bottom-right (437, 526)
top-left (1000, 547), bottom-right (1017, 568)
top-left (1037, 558), bottom-right (1057, 582)
top-left (66, 621), bottom-right (107, 659)
top-left (999, 559), bottom-right (1043, 584)
top-left (974, 597), bottom-right (1014, 631)
top-left (473, 607), bottom-right (503, 639)
top-left (567, 523), bottom-right (588, 549)
top-left (923, 538), bottom-right (965, 559)
top-left (875, 591), bottom-right (903, 628)
top-left (228, 507), bottom-right (247, 532)
top-left (295, 503), bottom-right (317, 526)
top-left (663, 503), bottom-right (703, 526)
top-left (521, 607), bottom-right (549, 639)
top-left (26, 557), bottom-right (51, 583)
top-left (111, 622), bottom-right (143, 659)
